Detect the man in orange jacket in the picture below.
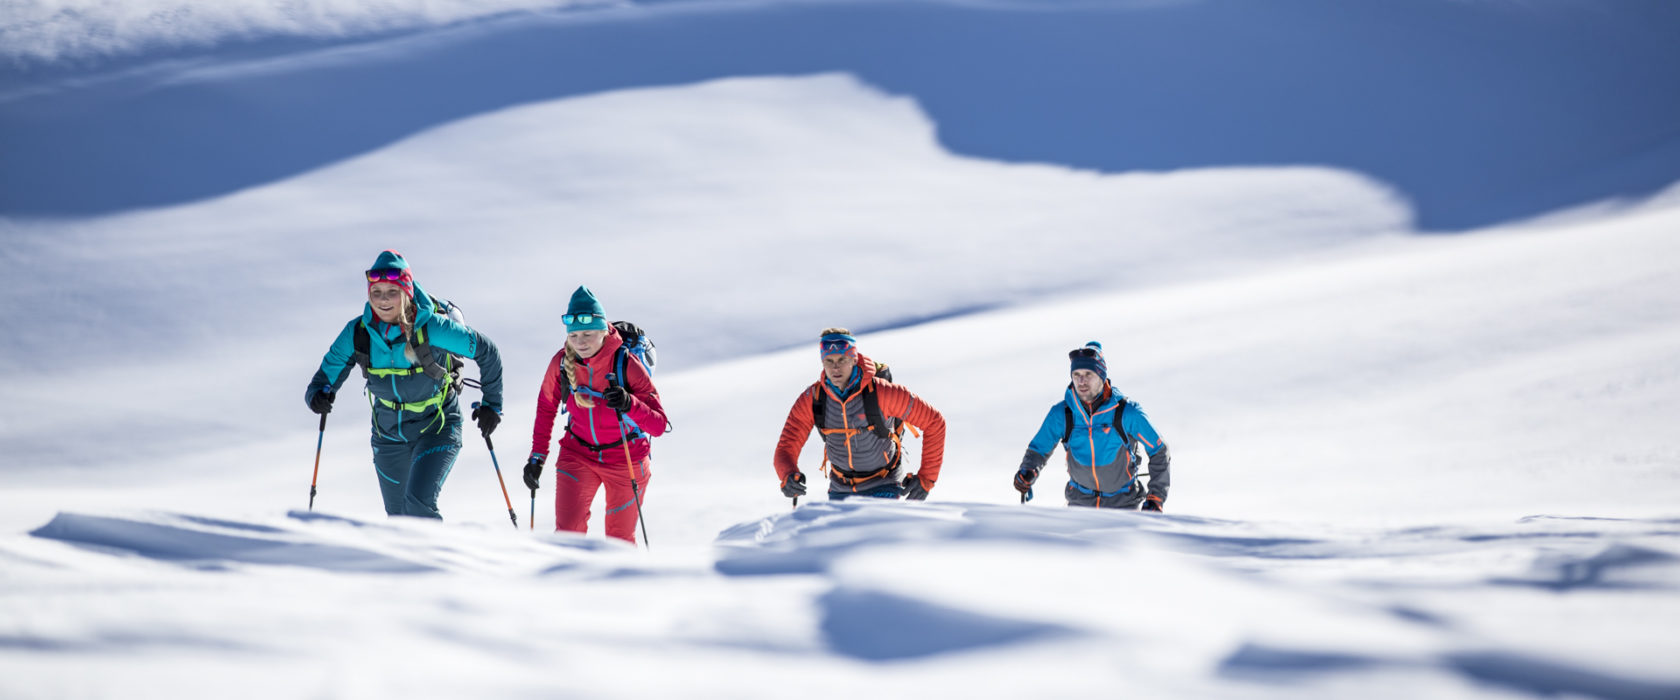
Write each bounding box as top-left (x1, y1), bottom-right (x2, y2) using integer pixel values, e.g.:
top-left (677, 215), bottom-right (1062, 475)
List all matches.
top-left (773, 328), bottom-right (946, 501)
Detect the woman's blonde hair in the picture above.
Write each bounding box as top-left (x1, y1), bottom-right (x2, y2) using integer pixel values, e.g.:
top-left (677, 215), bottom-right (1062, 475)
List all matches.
top-left (820, 327), bottom-right (851, 337)
top-left (562, 335), bottom-right (597, 409)
top-left (371, 290), bottom-right (423, 365)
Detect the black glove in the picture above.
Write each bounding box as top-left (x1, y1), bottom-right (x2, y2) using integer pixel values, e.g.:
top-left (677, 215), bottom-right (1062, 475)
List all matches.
top-left (1013, 466), bottom-right (1039, 494)
top-left (1141, 497), bottom-right (1163, 513)
top-left (780, 471), bottom-right (807, 498)
top-left (471, 404), bottom-right (500, 437)
top-left (308, 390), bottom-right (335, 415)
top-left (603, 385), bottom-right (633, 412)
top-left (523, 454), bottom-right (545, 491)
top-left (901, 474), bottom-right (930, 501)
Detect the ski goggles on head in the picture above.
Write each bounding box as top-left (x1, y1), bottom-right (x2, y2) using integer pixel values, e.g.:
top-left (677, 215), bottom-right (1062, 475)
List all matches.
top-left (820, 335), bottom-right (858, 358)
top-left (1068, 347), bottom-right (1102, 359)
top-left (366, 268), bottom-right (411, 283)
top-left (561, 312), bottom-right (599, 327)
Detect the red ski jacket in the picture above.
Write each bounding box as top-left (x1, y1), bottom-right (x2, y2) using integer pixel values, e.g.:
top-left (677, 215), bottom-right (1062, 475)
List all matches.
top-left (530, 326), bottom-right (668, 464)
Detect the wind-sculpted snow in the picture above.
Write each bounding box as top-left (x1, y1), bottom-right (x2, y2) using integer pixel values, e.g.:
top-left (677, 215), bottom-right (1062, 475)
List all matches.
top-left (0, 0), bottom-right (615, 65)
top-left (4, 0), bottom-right (1678, 228)
top-left (27, 510), bottom-right (636, 575)
top-left (5, 503), bottom-right (1679, 698)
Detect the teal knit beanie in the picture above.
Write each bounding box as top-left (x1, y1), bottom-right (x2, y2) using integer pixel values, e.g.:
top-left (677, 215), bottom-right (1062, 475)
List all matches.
top-left (565, 285), bottom-right (608, 332)
top-left (366, 250), bottom-right (414, 298)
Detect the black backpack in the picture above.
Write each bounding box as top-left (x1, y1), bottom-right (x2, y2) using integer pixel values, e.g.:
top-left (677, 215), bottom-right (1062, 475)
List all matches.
top-left (812, 362), bottom-right (904, 442)
top-left (1061, 392), bottom-right (1131, 446)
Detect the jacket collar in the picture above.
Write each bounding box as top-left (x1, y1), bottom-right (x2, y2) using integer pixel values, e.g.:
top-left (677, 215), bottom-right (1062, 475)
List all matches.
top-left (361, 281), bottom-right (436, 340)
top-left (820, 354), bottom-right (879, 402)
top-left (576, 324), bottom-right (624, 368)
top-left (1065, 382), bottom-right (1118, 417)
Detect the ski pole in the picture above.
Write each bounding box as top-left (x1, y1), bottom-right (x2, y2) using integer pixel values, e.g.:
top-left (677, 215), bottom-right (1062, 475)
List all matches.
top-left (529, 487), bottom-right (535, 531)
top-left (309, 412), bottom-right (327, 510)
top-left (473, 402), bottom-right (519, 529)
top-left (608, 375), bottom-right (650, 549)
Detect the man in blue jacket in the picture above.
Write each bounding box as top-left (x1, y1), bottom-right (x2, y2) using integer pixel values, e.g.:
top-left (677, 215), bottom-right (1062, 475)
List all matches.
top-left (1014, 342), bottom-right (1170, 510)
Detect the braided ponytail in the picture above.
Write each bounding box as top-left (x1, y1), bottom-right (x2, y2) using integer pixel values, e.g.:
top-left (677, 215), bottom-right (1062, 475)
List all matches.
top-left (563, 345), bottom-right (595, 409)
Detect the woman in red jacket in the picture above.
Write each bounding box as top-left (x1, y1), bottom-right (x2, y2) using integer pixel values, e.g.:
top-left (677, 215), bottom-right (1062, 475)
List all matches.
top-left (523, 286), bottom-right (668, 544)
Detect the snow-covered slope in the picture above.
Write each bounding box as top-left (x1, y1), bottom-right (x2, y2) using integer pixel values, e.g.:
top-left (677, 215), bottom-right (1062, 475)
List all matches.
top-left (6, 504), bottom-right (1678, 699)
top-left (3, 2), bottom-right (1680, 697)
top-left (0, 73), bottom-right (1407, 480)
top-left (2, 71), bottom-right (1677, 697)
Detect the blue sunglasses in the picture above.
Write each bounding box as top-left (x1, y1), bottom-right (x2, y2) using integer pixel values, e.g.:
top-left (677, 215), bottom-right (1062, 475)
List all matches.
top-left (820, 338), bottom-right (856, 357)
top-left (562, 312), bottom-right (600, 326)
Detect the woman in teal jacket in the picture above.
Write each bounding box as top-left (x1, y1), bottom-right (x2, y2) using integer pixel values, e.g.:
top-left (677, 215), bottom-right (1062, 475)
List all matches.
top-left (305, 250), bottom-right (504, 519)
top-left (1014, 342), bottom-right (1171, 510)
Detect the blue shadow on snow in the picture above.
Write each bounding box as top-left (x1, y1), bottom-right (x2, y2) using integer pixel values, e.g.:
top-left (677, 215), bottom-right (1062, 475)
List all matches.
top-left (3, 0), bottom-right (1680, 229)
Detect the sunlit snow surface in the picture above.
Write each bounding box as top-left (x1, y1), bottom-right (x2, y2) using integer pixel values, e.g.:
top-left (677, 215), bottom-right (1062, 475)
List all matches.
top-left (5, 504), bottom-right (1678, 699)
top-left (4, 1), bottom-right (1680, 697)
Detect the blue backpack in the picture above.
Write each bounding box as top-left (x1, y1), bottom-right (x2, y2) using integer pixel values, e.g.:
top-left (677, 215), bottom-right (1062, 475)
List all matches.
top-left (608, 320), bottom-right (657, 383)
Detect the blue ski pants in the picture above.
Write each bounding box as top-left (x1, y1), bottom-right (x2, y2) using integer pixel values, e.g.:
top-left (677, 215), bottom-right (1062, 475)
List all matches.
top-left (370, 421), bottom-right (462, 519)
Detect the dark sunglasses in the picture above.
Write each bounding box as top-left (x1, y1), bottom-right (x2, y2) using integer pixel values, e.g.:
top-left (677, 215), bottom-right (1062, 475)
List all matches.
top-left (366, 268), bottom-right (408, 283)
top-left (562, 312), bottom-right (600, 326)
top-left (1068, 347), bottom-right (1101, 359)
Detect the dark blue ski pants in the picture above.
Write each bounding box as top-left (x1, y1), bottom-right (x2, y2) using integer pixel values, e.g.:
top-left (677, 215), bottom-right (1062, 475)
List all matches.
top-left (370, 421), bottom-right (462, 519)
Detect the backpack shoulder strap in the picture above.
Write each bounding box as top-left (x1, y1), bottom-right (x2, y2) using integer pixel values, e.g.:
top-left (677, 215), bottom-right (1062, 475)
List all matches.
top-left (811, 385), bottom-right (827, 430)
top-left (1062, 403), bottom-right (1074, 446)
top-left (409, 323), bottom-right (455, 383)
top-left (353, 321), bottom-right (370, 359)
top-left (861, 382), bottom-right (893, 441)
top-left (352, 321), bottom-right (372, 378)
top-left (1114, 399), bottom-right (1132, 444)
top-left (611, 346), bottom-right (629, 388)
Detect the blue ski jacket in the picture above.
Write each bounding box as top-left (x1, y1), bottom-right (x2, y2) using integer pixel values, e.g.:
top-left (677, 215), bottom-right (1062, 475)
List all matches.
top-left (1020, 385), bottom-right (1171, 507)
top-left (306, 282), bottom-right (504, 443)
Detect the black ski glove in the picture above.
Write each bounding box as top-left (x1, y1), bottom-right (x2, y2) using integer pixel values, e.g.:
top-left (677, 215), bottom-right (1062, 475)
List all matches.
top-left (781, 471), bottom-right (807, 498)
top-left (523, 454), bottom-right (545, 491)
top-left (471, 404), bottom-right (500, 437)
top-left (603, 385), bottom-right (633, 412)
top-left (1013, 466), bottom-right (1039, 494)
top-left (901, 474), bottom-right (930, 501)
top-left (1141, 496), bottom-right (1164, 513)
top-left (308, 389), bottom-right (335, 415)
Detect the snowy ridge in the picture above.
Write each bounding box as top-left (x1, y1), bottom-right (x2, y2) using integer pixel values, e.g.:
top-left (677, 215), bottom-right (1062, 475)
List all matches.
top-left (0, 0), bottom-right (616, 65)
top-left (8, 504), bottom-right (1680, 698)
top-left (5, 0), bottom-right (1678, 228)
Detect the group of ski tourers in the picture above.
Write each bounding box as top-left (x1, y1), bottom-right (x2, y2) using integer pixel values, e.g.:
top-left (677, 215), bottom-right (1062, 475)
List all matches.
top-left (306, 251), bottom-right (1172, 545)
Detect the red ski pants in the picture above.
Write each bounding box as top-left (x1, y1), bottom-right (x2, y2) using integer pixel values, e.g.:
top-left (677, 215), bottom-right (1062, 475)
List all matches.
top-left (552, 447), bottom-right (651, 544)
